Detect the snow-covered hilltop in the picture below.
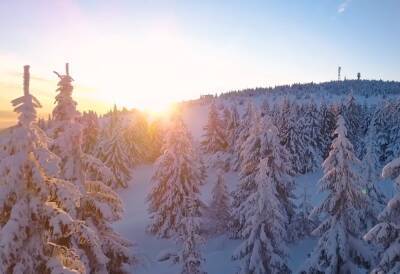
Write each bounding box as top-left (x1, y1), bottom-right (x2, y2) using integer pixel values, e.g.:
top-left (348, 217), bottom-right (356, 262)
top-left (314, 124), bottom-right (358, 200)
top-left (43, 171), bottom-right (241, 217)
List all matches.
top-left (218, 79), bottom-right (400, 100)
top-left (113, 79), bottom-right (400, 274)
top-left (183, 79), bottom-right (400, 110)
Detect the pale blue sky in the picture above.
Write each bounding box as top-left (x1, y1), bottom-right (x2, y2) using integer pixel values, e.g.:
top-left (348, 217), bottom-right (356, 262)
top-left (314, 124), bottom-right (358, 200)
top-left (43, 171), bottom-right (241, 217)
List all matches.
top-left (0, 0), bottom-right (399, 118)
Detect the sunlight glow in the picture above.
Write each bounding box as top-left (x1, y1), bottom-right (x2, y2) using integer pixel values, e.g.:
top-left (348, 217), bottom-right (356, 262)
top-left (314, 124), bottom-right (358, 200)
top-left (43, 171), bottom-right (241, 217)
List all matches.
top-left (0, 7), bottom-right (271, 119)
top-left (143, 101), bottom-right (176, 119)
top-left (64, 24), bottom-right (196, 113)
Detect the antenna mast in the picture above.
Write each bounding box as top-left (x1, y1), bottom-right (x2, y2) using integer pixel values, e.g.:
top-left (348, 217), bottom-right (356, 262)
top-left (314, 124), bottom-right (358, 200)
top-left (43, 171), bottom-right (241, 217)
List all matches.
top-left (23, 65), bottom-right (30, 96)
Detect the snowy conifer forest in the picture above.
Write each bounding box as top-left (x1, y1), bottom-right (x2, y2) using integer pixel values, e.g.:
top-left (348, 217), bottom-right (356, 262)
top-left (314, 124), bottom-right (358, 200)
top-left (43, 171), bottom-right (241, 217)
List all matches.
top-left (2, 64), bottom-right (400, 274)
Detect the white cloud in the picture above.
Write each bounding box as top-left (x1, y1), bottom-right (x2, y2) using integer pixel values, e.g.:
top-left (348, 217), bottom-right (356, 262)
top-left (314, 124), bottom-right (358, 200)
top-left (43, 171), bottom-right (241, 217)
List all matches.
top-left (338, 0), bottom-right (351, 13)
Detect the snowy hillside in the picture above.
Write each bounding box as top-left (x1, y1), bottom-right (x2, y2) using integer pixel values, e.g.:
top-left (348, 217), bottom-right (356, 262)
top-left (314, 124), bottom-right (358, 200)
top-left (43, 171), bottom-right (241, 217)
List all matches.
top-left (111, 99), bottom-right (396, 273)
top-left (2, 74), bottom-right (400, 274)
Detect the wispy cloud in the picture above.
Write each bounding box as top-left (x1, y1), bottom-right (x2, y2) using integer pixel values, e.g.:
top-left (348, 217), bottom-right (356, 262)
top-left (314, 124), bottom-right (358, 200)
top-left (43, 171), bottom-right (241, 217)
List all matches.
top-left (338, 0), bottom-right (351, 14)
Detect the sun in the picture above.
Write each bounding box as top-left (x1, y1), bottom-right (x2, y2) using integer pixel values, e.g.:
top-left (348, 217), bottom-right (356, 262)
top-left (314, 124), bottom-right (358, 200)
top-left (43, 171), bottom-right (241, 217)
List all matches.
top-left (142, 100), bottom-right (175, 117)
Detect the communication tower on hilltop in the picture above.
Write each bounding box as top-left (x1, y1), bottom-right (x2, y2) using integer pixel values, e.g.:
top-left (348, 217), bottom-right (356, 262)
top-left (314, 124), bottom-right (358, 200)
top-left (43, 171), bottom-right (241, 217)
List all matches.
top-left (23, 65), bottom-right (30, 96)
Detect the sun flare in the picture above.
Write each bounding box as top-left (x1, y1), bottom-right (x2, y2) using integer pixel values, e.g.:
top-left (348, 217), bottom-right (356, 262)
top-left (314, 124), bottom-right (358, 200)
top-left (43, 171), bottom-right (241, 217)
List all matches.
top-left (143, 100), bottom-right (176, 117)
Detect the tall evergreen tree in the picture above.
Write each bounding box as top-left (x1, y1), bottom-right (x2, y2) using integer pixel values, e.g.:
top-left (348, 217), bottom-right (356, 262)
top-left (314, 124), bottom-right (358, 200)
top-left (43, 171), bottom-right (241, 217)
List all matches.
top-left (80, 110), bottom-right (99, 154)
top-left (374, 100), bottom-right (400, 165)
top-left (48, 64), bottom-right (134, 273)
top-left (230, 108), bottom-right (262, 238)
top-left (147, 116), bottom-right (206, 273)
top-left (209, 171), bottom-right (231, 235)
top-left (389, 100), bottom-right (400, 159)
top-left (221, 105), bottom-right (232, 148)
top-left (231, 111), bottom-right (295, 235)
top-left (0, 65), bottom-right (84, 273)
top-left (279, 101), bottom-right (318, 174)
top-left (233, 101), bottom-right (257, 171)
top-left (300, 115), bottom-right (372, 273)
top-left (49, 64), bottom-right (85, 187)
top-left (233, 115), bottom-right (294, 274)
top-left (97, 112), bottom-right (131, 188)
top-left (364, 137), bottom-right (400, 273)
top-left (225, 103), bottom-right (240, 150)
top-left (290, 186), bottom-right (317, 241)
top-left (374, 101), bottom-right (392, 164)
top-left (297, 111), bottom-right (320, 173)
top-left (274, 97), bottom-right (291, 144)
top-left (147, 116), bottom-right (204, 238)
top-left (178, 208), bottom-right (207, 274)
top-left (302, 100), bottom-right (323, 163)
top-left (319, 103), bottom-right (337, 159)
top-left (123, 110), bottom-right (149, 166)
top-left (158, 208), bottom-right (207, 274)
top-left (201, 101), bottom-right (228, 153)
top-left (221, 103), bottom-right (241, 171)
top-left (147, 118), bottom-right (165, 162)
top-left (361, 120), bottom-right (386, 230)
top-left (342, 94), bottom-right (367, 158)
top-left (260, 99), bottom-right (271, 117)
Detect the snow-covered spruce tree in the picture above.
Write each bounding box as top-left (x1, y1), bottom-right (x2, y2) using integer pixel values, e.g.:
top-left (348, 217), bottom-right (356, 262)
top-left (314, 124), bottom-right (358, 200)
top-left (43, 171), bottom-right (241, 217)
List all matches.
top-left (373, 102), bottom-right (390, 164)
top-left (373, 100), bottom-right (400, 165)
top-left (147, 116), bottom-right (204, 238)
top-left (360, 119), bottom-right (386, 230)
top-left (224, 103), bottom-right (240, 150)
top-left (342, 94), bottom-right (368, 158)
top-left (290, 186), bottom-right (317, 241)
top-left (296, 111), bottom-right (320, 174)
top-left (195, 147), bottom-right (208, 183)
top-left (49, 64), bottom-right (85, 187)
top-left (363, 138), bottom-right (400, 273)
top-left (221, 103), bottom-right (231, 125)
top-left (178, 206), bottom-right (207, 274)
top-left (220, 103), bottom-right (240, 171)
top-left (0, 65), bottom-right (84, 273)
top-left (147, 118), bottom-right (165, 162)
top-left (158, 204), bottom-right (207, 274)
top-left (230, 107), bottom-right (262, 238)
top-left (260, 98), bottom-right (271, 117)
top-left (80, 110), bottom-right (99, 154)
top-left (273, 97), bottom-right (291, 142)
top-left (230, 111), bottom-right (295, 239)
top-left (232, 115), bottom-right (294, 274)
top-left (221, 105), bottom-right (232, 146)
top-left (319, 102), bottom-right (337, 159)
top-left (388, 100), bottom-right (400, 160)
top-left (232, 101), bottom-right (257, 171)
top-left (48, 64), bottom-right (134, 273)
top-left (123, 111), bottom-right (148, 166)
top-left (49, 64), bottom-right (116, 188)
top-left (201, 101), bottom-right (228, 153)
top-left (209, 171), bottom-right (231, 235)
top-left (302, 100), bottom-right (323, 163)
top-left (279, 101), bottom-right (318, 174)
top-left (300, 115), bottom-right (373, 274)
top-left (97, 112), bottom-right (131, 188)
